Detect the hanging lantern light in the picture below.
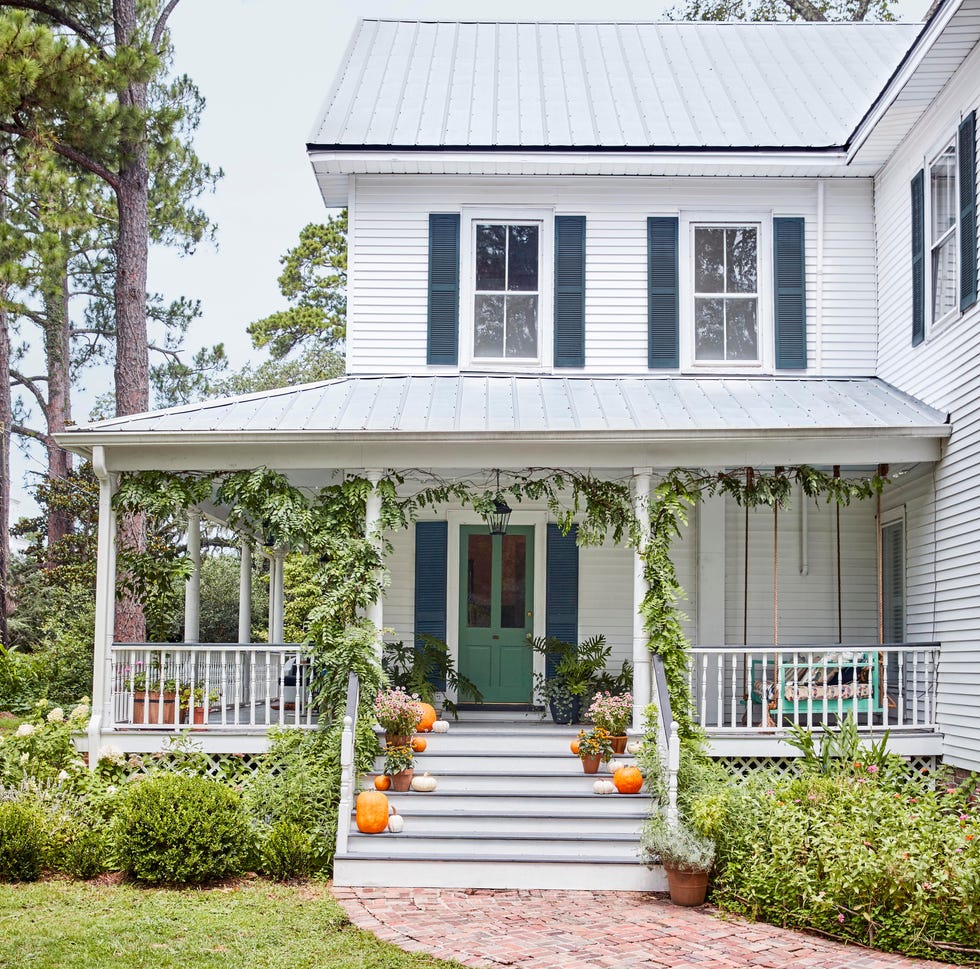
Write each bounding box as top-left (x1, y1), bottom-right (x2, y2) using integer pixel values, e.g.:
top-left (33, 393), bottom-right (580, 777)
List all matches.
top-left (485, 470), bottom-right (512, 536)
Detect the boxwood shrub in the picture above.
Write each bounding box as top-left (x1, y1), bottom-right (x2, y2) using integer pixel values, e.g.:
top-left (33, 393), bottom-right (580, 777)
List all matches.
top-left (114, 773), bottom-right (254, 884)
top-left (0, 800), bottom-right (46, 881)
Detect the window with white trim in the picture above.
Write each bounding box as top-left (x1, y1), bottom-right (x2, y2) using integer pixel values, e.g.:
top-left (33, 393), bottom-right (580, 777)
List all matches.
top-left (929, 139), bottom-right (958, 324)
top-left (472, 222), bottom-right (540, 360)
top-left (692, 224), bottom-right (760, 362)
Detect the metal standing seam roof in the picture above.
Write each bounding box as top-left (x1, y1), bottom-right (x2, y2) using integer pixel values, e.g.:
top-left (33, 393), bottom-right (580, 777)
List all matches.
top-left (308, 21), bottom-right (921, 152)
top-left (62, 376), bottom-right (949, 439)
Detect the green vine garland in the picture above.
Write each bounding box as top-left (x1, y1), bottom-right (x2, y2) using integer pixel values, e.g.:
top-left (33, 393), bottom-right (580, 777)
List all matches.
top-left (113, 464), bottom-right (884, 739)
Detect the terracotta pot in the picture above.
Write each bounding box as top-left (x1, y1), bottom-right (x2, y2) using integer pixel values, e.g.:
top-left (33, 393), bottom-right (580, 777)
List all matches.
top-left (664, 865), bottom-right (709, 906)
top-left (580, 754), bottom-right (601, 774)
top-left (184, 706), bottom-right (208, 727)
top-left (384, 733), bottom-right (412, 748)
top-left (610, 735), bottom-right (628, 754)
top-left (390, 768), bottom-right (415, 792)
top-left (132, 691), bottom-right (177, 725)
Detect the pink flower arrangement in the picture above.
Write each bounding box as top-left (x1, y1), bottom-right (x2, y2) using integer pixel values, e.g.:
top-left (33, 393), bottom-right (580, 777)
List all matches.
top-left (586, 692), bottom-right (632, 734)
top-left (373, 687), bottom-right (423, 734)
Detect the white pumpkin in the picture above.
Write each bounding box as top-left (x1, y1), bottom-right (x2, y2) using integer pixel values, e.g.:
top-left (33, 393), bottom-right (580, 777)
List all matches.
top-left (431, 720), bottom-right (450, 733)
top-left (387, 812), bottom-right (404, 834)
top-left (593, 779), bottom-right (616, 795)
top-left (626, 740), bottom-right (643, 755)
top-left (607, 760), bottom-right (626, 774)
top-left (410, 771), bottom-right (438, 792)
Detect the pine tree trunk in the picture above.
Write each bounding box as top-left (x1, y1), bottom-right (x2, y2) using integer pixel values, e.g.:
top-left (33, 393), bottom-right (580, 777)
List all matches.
top-left (43, 258), bottom-right (74, 560)
top-left (0, 166), bottom-right (11, 647)
top-left (111, 0), bottom-right (150, 643)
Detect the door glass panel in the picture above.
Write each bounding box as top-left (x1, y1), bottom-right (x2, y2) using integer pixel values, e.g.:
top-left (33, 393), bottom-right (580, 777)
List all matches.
top-left (499, 534), bottom-right (527, 628)
top-left (466, 534), bottom-right (492, 627)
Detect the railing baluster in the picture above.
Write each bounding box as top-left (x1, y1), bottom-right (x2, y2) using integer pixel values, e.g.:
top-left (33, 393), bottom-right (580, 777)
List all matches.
top-left (700, 654), bottom-right (708, 728)
top-left (898, 650), bottom-right (906, 726)
top-left (912, 650), bottom-right (919, 727)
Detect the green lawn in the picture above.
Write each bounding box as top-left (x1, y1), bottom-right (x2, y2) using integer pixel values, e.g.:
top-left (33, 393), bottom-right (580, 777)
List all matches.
top-left (0, 714), bottom-right (26, 737)
top-left (0, 879), bottom-right (466, 969)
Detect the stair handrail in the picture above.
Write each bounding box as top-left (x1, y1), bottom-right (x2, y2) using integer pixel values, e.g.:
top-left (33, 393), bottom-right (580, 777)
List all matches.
top-left (335, 671), bottom-right (360, 858)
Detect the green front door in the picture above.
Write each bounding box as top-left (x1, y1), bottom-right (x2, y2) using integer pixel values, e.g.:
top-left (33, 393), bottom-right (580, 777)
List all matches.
top-left (458, 525), bottom-right (534, 703)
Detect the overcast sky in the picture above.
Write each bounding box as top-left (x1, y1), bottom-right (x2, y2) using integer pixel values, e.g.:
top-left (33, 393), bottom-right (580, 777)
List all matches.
top-left (11, 0), bottom-right (933, 514)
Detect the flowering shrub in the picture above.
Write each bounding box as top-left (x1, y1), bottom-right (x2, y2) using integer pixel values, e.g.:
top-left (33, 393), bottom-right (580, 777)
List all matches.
top-left (690, 763), bottom-right (980, 963)
top-left (0, 699), bottom-right (90, 787)
top-left (373, 687), bottom-right (422, 735)
top-left (587, 692), bottom-right (632, 734)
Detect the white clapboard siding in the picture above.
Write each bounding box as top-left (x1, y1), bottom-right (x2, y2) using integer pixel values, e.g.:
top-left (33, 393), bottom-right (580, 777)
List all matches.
top-left (347, 175), bottom-right (877, 376)
top-left (723, 494), bottom-right (878, 647)
top-left (874, 39), bottom-right (980, 771)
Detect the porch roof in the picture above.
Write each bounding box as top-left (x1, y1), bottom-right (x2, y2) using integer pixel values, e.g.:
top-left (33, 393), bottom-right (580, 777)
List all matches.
top-left (57, 375), bottom-right (949, 471)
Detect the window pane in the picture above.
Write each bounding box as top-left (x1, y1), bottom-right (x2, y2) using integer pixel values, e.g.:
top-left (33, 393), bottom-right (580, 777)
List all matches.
top-left (505, 295), bottom-right (538, 357)
top-left (694, 228), bottom-right (724, 292)
top-left (474, 295), bottom-right (504, 357)
top-left (930, 144), bottom-right (956, 242)
top-left (466, 534), bottom-right (492, 627)
top-left (500, 535), bottom-right (526, 628)
top-left (508, 225), bottom-right (539, 291)
top-left (933, 235), bottom-right (957, 321)
top-left (476, 224), bottom-right (506, 290)
top-left (726, 227), bottom-right (758, 293)
top-left (726, 298), bottom-right (759, 360)
top-left (695, 298), bottom-right (724, 359)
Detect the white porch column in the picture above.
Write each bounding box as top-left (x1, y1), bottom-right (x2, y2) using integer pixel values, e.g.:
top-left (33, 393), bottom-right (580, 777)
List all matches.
top-left (90, 446), bottom-right (117, 762)
top-left (365, 469), bottom-right (384, 664)
top-left (266, 551), bottom-right (277, 642)
top-left (238, 541), bottom-right (252, 644)
top-left (271, 549), bottom-right (286, 643)
top-left (183, 509), bottom-right (201, 643)
top-left (631, 468), bottom-right (653, 734)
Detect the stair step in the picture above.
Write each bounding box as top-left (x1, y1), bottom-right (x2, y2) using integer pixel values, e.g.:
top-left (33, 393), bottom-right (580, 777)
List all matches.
top-left (367, 773), bottom-right (643, 794)
top-left (377, 790), bottom-right (649, 813)
top-left (347, 831), bottom-right (641, 859)
top-left (333, 855), bottom-right (667, 891)
top-left (375, 752), bottom-right (637, 773)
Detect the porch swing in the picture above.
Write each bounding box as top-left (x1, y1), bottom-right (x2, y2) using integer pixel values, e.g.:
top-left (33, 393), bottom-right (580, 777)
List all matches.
top-left (747, 467), bottom-right (884, 727)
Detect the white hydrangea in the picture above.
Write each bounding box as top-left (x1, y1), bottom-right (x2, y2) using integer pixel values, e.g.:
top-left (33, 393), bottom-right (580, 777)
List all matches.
top-left (97, 744), bottom-right (125, 766)
top-left (14, 723), bottom-right (35, 738)
top-left (69, 702), bottom-right (89, 722)
top-left (46, 707), bottom-right (65, 723)
top-left (19, 753), bottom-right (29, 765)
top-left (57, 770), bottom-right (71, 782)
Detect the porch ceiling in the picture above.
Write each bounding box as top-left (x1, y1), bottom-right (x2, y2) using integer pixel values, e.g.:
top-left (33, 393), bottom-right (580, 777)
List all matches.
top-left (55, 374), bottom-right (950, 472)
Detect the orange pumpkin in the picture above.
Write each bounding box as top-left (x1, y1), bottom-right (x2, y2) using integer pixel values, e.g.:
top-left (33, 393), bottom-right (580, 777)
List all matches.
top-left (411, 736), bottom-right (427, 752)
top-left (613, 765), bottom-right (644, 795)
top-left (416, 702), bottom-right (437, 732)
top-left (374, 774), bottom-right (391, 791)
top-left (355, 790), bottom-right (390, 833)
top-left (570, 739), bottom-right (580, 755)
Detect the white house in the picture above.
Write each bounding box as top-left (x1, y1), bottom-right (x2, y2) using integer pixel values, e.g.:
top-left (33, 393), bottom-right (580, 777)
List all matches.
top-left (58, 3), bottom-right (979, 889)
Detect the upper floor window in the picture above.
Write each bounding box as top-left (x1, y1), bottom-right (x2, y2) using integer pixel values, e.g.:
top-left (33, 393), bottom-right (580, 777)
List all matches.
top-left (473, 222), bottom-right (540, 360)
top-left (693, 224), bottom-right (759, 362)
top-left (930, 139), bottom-right (958, 325)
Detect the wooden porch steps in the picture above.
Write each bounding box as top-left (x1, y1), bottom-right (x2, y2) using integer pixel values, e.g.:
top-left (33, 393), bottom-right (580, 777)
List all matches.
top-left (333, 717), bottom-right (666, 891)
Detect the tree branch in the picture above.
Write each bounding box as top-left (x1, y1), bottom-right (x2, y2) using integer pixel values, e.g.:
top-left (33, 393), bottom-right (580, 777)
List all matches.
top-left (852, 0), bottom-right (872, 18)
top-left (151, 0), bottom-right (182, 50)
top-left (0, 124), bottom-right (120, 191)
top-left (10, 368), bottom-right (49, 416)
top-left (11, 422), bottom-right (48, 445)
top-left (0, 1), bottom-right (107, 54)
top-left (782, 0), bottom-right (828, 18)
top-left (147, 343), bottom-right (181, 361)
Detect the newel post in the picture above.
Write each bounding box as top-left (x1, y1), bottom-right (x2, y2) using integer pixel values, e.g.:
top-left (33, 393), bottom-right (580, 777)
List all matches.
top-left (631, 468), bottom-right (653, 734)
top-left (336, 714), bottom-right (355, 854)
top-left (666, 720), bottom-right (680, 826)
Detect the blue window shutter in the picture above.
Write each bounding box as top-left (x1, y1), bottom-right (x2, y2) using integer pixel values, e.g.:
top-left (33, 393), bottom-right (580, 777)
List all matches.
top-left (554, 216), bottom-right (586, 368)
top-left (911, 170), bottom-right (925, 346)
top-left (545, 524), bottom-right (579, 678)
top-left (773, 217), bottom-right (807, 369)
top-left (960, 112), bottom-right (978, 311)
top-left (427, 214), bottom-right (460, 365)
top-left (414, 521), bottom-right (448, 688)
top-left (647, 217), bottom-right (679, 368)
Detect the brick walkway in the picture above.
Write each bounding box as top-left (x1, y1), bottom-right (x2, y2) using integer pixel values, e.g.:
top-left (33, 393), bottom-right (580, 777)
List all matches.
top-left (332, 887), bottom-right (955, 969)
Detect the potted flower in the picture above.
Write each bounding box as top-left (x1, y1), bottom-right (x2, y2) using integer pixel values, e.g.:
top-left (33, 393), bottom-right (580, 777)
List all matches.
top-left (575, 726), bottom-right (613, 774)
top-left (373, 687), bottom-right (423, 746)
top-left (383, 744), bottom-right (415, 791)
top-left (640, 819), bottom-right (716, 906)
top-left (530, 634), bottom-right (613, 724)
top-left (131, 669), bottom-right (178, 725)
top-left (179, 684), bottom-right (220, 725)
top-left (587, 692), bottom-right (633, 753)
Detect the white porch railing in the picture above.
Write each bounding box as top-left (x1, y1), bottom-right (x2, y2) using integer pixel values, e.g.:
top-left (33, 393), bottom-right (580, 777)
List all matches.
top-left (687, 643), bottom-right (940, 733)
top-left (109, 643), bottom-right (317, 731)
